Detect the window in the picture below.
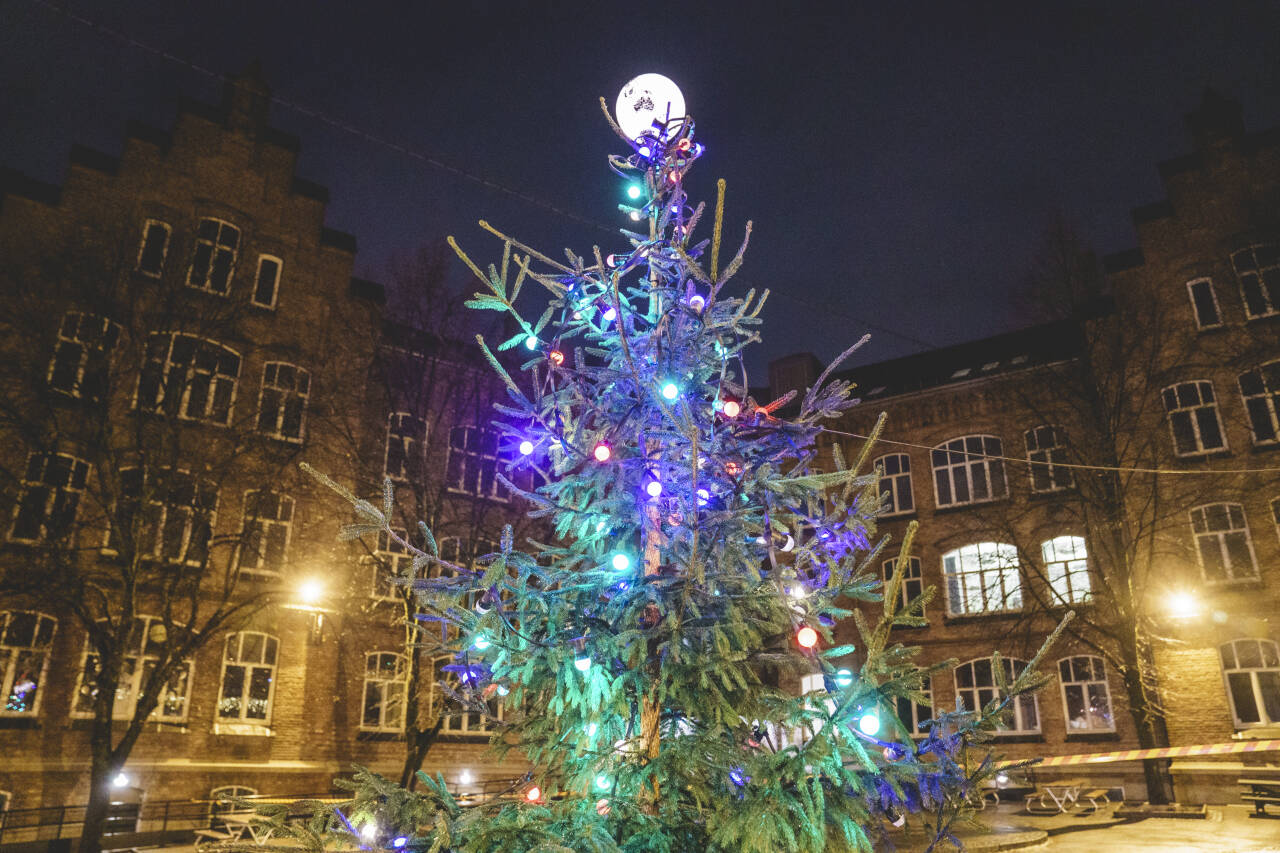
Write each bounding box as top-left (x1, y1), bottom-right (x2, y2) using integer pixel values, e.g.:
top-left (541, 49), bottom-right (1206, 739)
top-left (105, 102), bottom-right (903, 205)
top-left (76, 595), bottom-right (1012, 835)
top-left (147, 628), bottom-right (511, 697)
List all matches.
top-left (435, 655), bottom-right (504, 734)
top-left (1221, 639), bottom-right (1280, 728)
top-left (251, 255), bottom-right (282, 308)
top-left (882, 556), bottom-right (924, 616)
top-left (72, 615), bottom-right (192, 721)
top-left (385, 413), bottom-right (426, 482)
top-left (187, 218), bottom-right (240, 295)
top-left (874, 453), bottom-right (914, 516)
top-left (240, 491), bottom-right (293, 575)
top-left (48, 312), bottom-right (120, 401)
top-left (1, 611), bottom-right (56, 716)
top-left (895, 676), bottom-right (933, 736)
top-left (1191, 503), bottom-right (1258, 582)
top-left (1238, 362), bottom-right (1280, 446)
top-left (9, 453), bottom-right (90, 543)
top-left (931, 435), bottom-right (1006, 507)
top-left (217, 632), bottom-right (277, 724)
top-left (1025, 426), bottom-right (1073, 493)
top-left (1042, 536), bottom-right (1091, 605)
top-left (371, 528), bottom-right (413, 600)
top-left (446, 427), bottom-right (508, 500)
top-left (108, 468), bottom-right (217, 565)
top-left (1058, 656), bottom-right (1113, 732)
top-left (257, 362), bottom-right (309, 442)
top-left (1232, 244), bottom-right (1280, 319)
top-left (137, 334), bottom-right (241, 425)
top-left (954, 657), bottom-right (1039, 734)
top-left (362, 652), bottom-right (407, 732)
top-left (942, 543), bottom-right (1022, 616)
top-left (136, 220), bottom-right (171, 276)
top-left (1185, 277), bottom-right (1222, 329)
top-left (1160, 381), bottom-right (1226, 456)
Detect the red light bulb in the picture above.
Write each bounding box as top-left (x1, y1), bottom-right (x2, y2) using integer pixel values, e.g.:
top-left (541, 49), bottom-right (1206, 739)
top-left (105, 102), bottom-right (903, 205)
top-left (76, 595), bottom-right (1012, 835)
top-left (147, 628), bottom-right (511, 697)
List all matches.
top-left (525, 786), bottom-right (541, 802)
top-left (722, 400), bottom-right (741, 418)
top-left (796, 627), bottom-right (819, 649)
top-left (593, 442), bottom-right (612, 463)
top-left (549, 350), bottom-right (565, 366)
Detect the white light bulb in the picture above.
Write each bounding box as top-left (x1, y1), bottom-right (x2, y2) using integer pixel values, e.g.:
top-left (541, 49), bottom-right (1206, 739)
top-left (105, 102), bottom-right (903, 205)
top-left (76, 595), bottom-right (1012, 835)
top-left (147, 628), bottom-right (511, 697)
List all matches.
top-left (615, 74), bottom-right (686, 142)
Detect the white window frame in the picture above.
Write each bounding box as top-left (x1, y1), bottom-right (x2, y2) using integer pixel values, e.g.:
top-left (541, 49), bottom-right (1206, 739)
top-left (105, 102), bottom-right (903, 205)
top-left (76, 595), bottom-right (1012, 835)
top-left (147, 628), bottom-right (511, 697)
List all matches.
top-left (135, 219), bottom-right (172, 277)
top-left (239, 490), bottom-right (294, 576)
top-left (1058, 655), bottom-right (1114, 733)
top-left (216, 632), bottom-right (278, 725)
top-left (1, 611), bottom-right (56, 717)
top-left (256, 362), bottom-right (309, 443)
top-left (136, 333), bottom-right (241, 426)
top-left (882, 556), bottom-right (924, 616)
top-left (1220, 638), bottom-right (1280, 729)
top-left (1232, 244), bottom-right (1280, 320)
top-left (371, 528), bottom-right (412, 601)
top-left (446, 426), bottom-right (509, 501)
top-left (250, 254), bottom-right (283, 309)
top-left (8, 452), bottom-right (90, 544)
top-left (954, 657), bottom-right (1040, 734)
top-left (1025, 425), bottom-right (1073, 493)
top-left (1185, 277), bottom-right (1223, 329)
top-left (186, 217), bottom-right (240, 295)
top-left (1191, 503), bottom-right (1259, 583)
top-left (941, 542), bottom-right (1022, 616)
top-left (1042, 535), bottom-right (1091, 605)
top-left (361, 651), bottom-right (408, 733)
top-left (931, 435), bottom-right (1007, 508)
top-left (874, 453), bottom-right (914, 516)
top-left (385, 412), bottom-right (426, 482)
top-left (105, 467), bottom-right (217, 566)
top-left (1160, 381), bottom-right (1227, 457)
top-left (47, 311), bottom-right (120, 400)
top-left (71, 615), bottom-right (193, 722)
top-left (1238, 361), bottom-right (1280, 447)
top-left (895, 675), bottom-right (933, 736)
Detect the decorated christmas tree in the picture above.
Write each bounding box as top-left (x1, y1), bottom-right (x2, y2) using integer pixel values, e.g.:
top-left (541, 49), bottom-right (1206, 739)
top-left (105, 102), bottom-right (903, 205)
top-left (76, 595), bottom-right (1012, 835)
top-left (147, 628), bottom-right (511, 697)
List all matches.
top-left (287, 75), bottom-right (1064, 853)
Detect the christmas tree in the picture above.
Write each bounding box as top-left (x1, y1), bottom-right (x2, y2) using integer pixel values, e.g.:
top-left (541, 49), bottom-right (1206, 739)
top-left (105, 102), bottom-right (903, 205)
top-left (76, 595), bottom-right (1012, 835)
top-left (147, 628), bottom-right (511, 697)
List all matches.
top-left (287, 75), bottom-right (1064, 853)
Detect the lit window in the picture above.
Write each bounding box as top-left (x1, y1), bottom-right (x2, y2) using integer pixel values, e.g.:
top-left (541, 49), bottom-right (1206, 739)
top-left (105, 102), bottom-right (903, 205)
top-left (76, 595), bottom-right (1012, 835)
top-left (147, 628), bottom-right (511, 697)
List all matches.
top-left (1238, 361), bottom-right (1280, 446)
top-left (1232, 244), bottom-right (1280, 319)
top-left (1025, 425), bottom-right (1073, 493)
top-left (9, 453), bottom-right (90, 543)
top-left (136, 220), bottom-right (171, 277)
top-left (1191, 503), bottom-right (1258, 582)
top-left (187, 218), bottom-right (240, 295)
top-left (107, 468), bottom-right (217, 565)
top-left (942, 543), bottom-right (1022, 616)
top-left (882, 556), bottom-right (924, 616)
top-left (385, 413), bottom-right (426, 482)
top-left (72, 615), bottom-right (192, 721)
top-left (240, 491), bottom-right (293, 576)
top-left (1058, 656), bottom-right (1113, 732)
top-left (1, 611), bottom-right (56, 716)
top-left (434, 654), bottom-right (504, 734)
top-left (137, 333), bottom-right (241, 425)
top-left (47, 312), bottom-right (120, 401)
top-left (895, 675), bottom-right (933, 736)
top-left (1160, 381), bottom-right (1226, 456)
top-left (1220, 639), bottom-right (1280, 728)
top-left (874, 453), bottom-right (914, 516)
top-left (251, 255), bottom-right (283, 308)
top-left (217, 632), bottom-right (277, 724)
top-left (931, 435), bottom-right (1007, 508)
top-left (371, 528), bottom-right (413, 600)
top-left (446, 427), bottom-right (508, 500)
top-left (362, 652), bottom-right (407, 732)
top-left (954, 657), bottom-right (1039, 734)
top-left (1042, 536), bottom-right (1091, 604)
top-left (1185, 277), bottom-right (1222, 329)
top-left (257, 362), bottom-right (309, 442)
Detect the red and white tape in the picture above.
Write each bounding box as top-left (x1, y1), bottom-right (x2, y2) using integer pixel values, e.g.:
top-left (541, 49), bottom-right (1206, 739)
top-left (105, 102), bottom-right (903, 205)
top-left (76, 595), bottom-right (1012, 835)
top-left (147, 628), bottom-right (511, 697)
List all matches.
top-left (999, 739), bottom-right (1280, 768)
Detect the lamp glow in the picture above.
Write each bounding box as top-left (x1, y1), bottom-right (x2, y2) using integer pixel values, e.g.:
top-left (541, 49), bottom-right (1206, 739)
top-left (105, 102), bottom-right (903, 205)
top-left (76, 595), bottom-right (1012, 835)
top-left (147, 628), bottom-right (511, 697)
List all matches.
top-left (298, 578), bottom-right (323, 606)
top-left (688, 294), bottom-right (705, 312)
top-left (549, 349), bottom-right (565, 366)
top-left (835, 668), bottom-right (853, 688)
top-left (111, 772), bottom-right (129, 788)
top-left (722, 400), bottom-right (741, 418)
top-left (858, 711), bottom-right (881, 736)
top-left (525, 786), bottom-right (541, 802)
top-left (696, 488), bottom-right (710, 506)
top-left (391, 838), bottom-right (408, 849)
top-left (575, 656), bottom-right (592, 672)
top-left (593, 442), bottom-right (612, 462)
top-left (611, 553), bottom-right (631, 571)
top-left (595, 773), bottom-right (611, 790)
top-left (615, 73), bottom-right (686, 142)
top-left (524, 334), bottom-right (538, 350)
top-left (629, 210), bottom-right (643, 222)
top-left (661, 382), bottom-right (680, 400)
top-left (473, 635), bottom-right (490, 651)
top-left (645, 479), bottom-right (663, 498)
top-left (602, 306), bottom-right (617, 322)
top-left (361, 823), bottom-right (378, 841)
top-left (586, 722), bottom-right (599, 736)
top-left (796, 627), bottom-right (818, 649)
top-left (1167, 590), bottom-right (1199, 619)
top-left (626, 183), bottom-right (643, 200)
top-left (519, 439), bottom-right (534, 456)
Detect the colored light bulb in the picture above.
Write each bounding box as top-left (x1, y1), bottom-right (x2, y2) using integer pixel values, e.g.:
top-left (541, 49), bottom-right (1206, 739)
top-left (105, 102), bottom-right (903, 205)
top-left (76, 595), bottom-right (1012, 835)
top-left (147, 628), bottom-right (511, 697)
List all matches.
top-left (602, 306), bottom-right (617, 322)
top-left (496, 683), bottom-right (509, 696)
top-left (722, 400), bottom-right (741, 418)
top-left (473, 635), bottom-right (490, 651)
top-left (593, 442), bottom-right (612, 462)
top-left (525, 786), bottom-right (541, 802)
top-left (858, 711), bottom-right (880, 736)
top-left (524, 334), bottom-right (538, 350)
top-left (660, 382), bottom-right (679, 400)
top-left (796, 626), bottom-right (819, 649)
top-left (688, 294), bottom-right (705, 312)
top-left (626, 183), bottom-right (643, 200)
top-left (646, 479), bottom-right (663, 498)
top-left (638, 145), bottom-right (652, 157)
top-left (595, 773), bottom-right (611, 790)
top-left (835, 668), bottom-right (854, 688)
top-left (611, 553), bottom-right (631, 571)
top-left (729, 768), bottom-right (749, 787)
top-left (629, 210), bottom-right (642, 222)
top-left (519, 440), bottom-right (534, 456)
top-left (696, 488), bottom-right (710, 506)
top-left (549, 349), bottom-right (565, 366)
top-left (575, 656), bottom-right (592, 672)
top-left (391, 838), bottom-right (408, 849)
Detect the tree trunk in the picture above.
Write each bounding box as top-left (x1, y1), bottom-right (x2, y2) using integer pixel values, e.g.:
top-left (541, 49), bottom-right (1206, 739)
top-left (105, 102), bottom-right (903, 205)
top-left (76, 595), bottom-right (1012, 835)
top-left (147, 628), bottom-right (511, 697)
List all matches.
top-left (79, 748), bottom-right (114, 853)
top-left (400, 717), bottom-right (445, 790)
top-left (1121, 666), bottom-right (1172, 805)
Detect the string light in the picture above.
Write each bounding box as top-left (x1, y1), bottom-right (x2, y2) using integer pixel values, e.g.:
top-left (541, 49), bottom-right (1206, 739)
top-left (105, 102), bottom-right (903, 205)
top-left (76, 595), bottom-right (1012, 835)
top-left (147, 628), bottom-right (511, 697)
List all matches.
top-left (473, 635), bottom-right (491, 651)
top-left (796, 627), bottom-right (818, 649)
top-left (626, 183), bottom-right (643, 200)
top-left (391, 838), bottom-right (408, 849)
top-left (594, 773), bottom-right (611, 790)
top-left (646, 478), bottom-right (663, 498)
top-left (858, 711), bottom-right (880, 735)
top-left (611, 553), bottom-right (631, 571)
top-left (660, 381), bottom-right (680, 400)
top-left (524, 334), bottom-right (538, 350)
top-left (519, 440), bottom-right (534, 456)
top-left (594, 442), bottom-right (612, 462)
top-left (575, 656), bottom-right (592, 672)
top-left (722, 400), bottom-right (741, 418)
top-left (835, 668), bottom-right (853, 688)
top-left (525, 786), bottom-right (541, 802)
top-left (549, 349), bottom-right (565, 366)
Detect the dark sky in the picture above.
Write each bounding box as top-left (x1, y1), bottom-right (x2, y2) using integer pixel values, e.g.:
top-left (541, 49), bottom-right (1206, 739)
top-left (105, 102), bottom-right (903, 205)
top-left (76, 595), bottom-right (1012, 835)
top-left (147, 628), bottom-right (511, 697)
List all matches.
top-left (3, 0), bottom-right (1278, 381)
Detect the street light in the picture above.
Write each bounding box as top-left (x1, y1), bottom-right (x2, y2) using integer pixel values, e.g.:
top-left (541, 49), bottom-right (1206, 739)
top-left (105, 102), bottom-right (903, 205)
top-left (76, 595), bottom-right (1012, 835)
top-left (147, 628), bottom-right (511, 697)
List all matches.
top-left (1166, 590), bottom-right (1199, 620)
top-left (284, 576), bottom-right (334, 643)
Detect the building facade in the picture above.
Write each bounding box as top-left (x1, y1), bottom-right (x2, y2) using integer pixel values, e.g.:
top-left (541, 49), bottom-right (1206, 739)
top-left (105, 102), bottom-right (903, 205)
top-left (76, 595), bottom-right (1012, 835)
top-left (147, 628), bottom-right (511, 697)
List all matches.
top-left (0, 69), bottom-right (528, 820)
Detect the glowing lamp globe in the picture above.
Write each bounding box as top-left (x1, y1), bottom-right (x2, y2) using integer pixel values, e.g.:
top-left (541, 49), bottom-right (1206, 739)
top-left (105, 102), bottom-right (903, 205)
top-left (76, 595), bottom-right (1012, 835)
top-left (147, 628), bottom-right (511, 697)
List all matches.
top-left (611, 553), bottom-right (631, 571)
top-left (548, 349), bottom-right (565, 366)
top-left (645, 479), bottom-right (663, 498)
top-left (518, 439), bottom-right (534, 456)
top-left (722, 399), bottom-right (741, 418)
top-left (615, 73), bottom-right (686, 142)
top-left (525, 786), bottom-right (541, 803)
top-left (593, 442), bottom-right (612, 462)
top-left (858, 711), bottom-right (881, 736)
top-left (473, 635), bottom-right (490, 651)
top-left (796, 626), bottom-right (819, 649)
top-left (391, 838), bottom-right (408, 849)
top-left (661, 381), bottom-right (680, 400)
top-left (626, 183), bottom-right (643, 200)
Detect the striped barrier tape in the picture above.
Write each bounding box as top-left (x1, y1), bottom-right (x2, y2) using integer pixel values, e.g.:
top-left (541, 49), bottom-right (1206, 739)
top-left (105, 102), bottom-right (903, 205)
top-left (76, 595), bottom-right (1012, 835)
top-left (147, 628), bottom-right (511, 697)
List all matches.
top-left (1000, 739), bottom-right (1280, 768)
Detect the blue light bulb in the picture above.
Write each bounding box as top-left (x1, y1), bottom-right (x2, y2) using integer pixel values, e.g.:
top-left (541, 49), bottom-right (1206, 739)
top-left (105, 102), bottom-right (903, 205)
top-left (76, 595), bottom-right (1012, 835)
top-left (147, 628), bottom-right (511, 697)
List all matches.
top-left (626, 183), bottom-right (643, 200)
top-left (611, 553), bottom-right (631, 571)
top-left (473, 635), bottom-right (490, 651)
top-left (835, 668), bottom-right (853, 688)
top-left (519, 440), bottom-right (534, 456)
top-left (391, 838), bottom-right (408, 849)
top-left (660, 382), bottom-right (679, 400)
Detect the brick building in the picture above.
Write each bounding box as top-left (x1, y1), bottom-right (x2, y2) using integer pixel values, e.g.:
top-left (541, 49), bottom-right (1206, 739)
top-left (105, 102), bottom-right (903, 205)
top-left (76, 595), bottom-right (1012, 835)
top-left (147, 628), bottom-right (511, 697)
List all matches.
top-left (772, 90), bottom-right (1280, 803)
top-left (0, 68), bottom-right (528, 821)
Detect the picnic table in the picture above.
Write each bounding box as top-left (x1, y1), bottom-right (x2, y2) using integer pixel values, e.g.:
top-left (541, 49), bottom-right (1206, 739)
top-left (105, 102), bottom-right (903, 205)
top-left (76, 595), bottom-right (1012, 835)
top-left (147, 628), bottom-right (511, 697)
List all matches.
top-left (194, 811), bottom-right (272, 847)
top-left (1239, 778), bottom-right (1280, 816)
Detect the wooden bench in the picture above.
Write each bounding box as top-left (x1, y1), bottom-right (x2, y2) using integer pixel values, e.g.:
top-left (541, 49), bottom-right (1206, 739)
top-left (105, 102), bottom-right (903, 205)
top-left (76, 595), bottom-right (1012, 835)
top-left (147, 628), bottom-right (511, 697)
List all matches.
top-left (1239, 778), bottom-right (1280, 816)
top-left (1076, 788), bottom-right (1111, 811)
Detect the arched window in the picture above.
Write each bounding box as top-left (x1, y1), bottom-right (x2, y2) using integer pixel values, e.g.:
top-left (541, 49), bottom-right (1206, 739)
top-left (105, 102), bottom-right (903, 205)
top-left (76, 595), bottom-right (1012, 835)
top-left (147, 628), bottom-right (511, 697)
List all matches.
top-left (136, 333), bottom-right (241, 425)
top-left (72, 615), bottom-right (192, 721)
top-left (1220, 639), bottom-right (1280, 728)
top-left (931, 435), bottom-right (1007, 507)
top-left (1190, 503), bottom-right (1258, 582)
top-left (895, 676), bottom-right (933, 736)
top-left (107, 468), bottom-right (217, 565)
top-left (1, 612), bottom-right (56, 716)
top-left (217, 632), bottom-right (278, 725)
top-left (873, 453), bottom-right (913, 516)
top-left (1042, 536), bottom-right (1091, 604)
top-left (941, 543), bottom-right (1022, 616)
top-left (434, 653), bottom-right (504, 735)
top-left (136, 220), bottom-right (171, 277)
top-left (1058, 656), bottom-right (1113, 732)
top-left (362, 652), bottom-right (407, 732)
top-left (954, 657), bottom-right (1039, 734)
top-left (47, 312), bottom-right (120, 401)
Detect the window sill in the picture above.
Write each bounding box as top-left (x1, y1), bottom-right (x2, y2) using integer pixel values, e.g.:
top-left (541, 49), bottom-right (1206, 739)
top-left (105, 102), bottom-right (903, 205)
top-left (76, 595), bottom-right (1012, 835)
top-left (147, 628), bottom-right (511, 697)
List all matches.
top-left (990, 733), bottom-right (1044, 743)
top-left (932, 497), bottom-right (1008, 516)
top-left (1064, 730), bottom-right (1120, 742)
top-left (212, 722), bottom-right (274, 737)
top-left (1170, 448), bottom-right (1232, 462)
top-left (942, 610), bottom-right (1022, 625)
top-left (877, 511), bottom-right (917, 521)
top-left (1202, 576), bottom-right (1263, 588)
top-left (356, 729), bottom-right (404, 742)
top-left (1248, 442), bottom-right (1280, 455)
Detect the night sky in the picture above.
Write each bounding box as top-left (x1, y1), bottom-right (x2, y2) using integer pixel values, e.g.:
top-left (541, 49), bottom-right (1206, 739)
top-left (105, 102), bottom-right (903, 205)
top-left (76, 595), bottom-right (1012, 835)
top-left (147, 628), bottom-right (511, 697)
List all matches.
top-left (3, 1), bottom-right (1278, 380)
